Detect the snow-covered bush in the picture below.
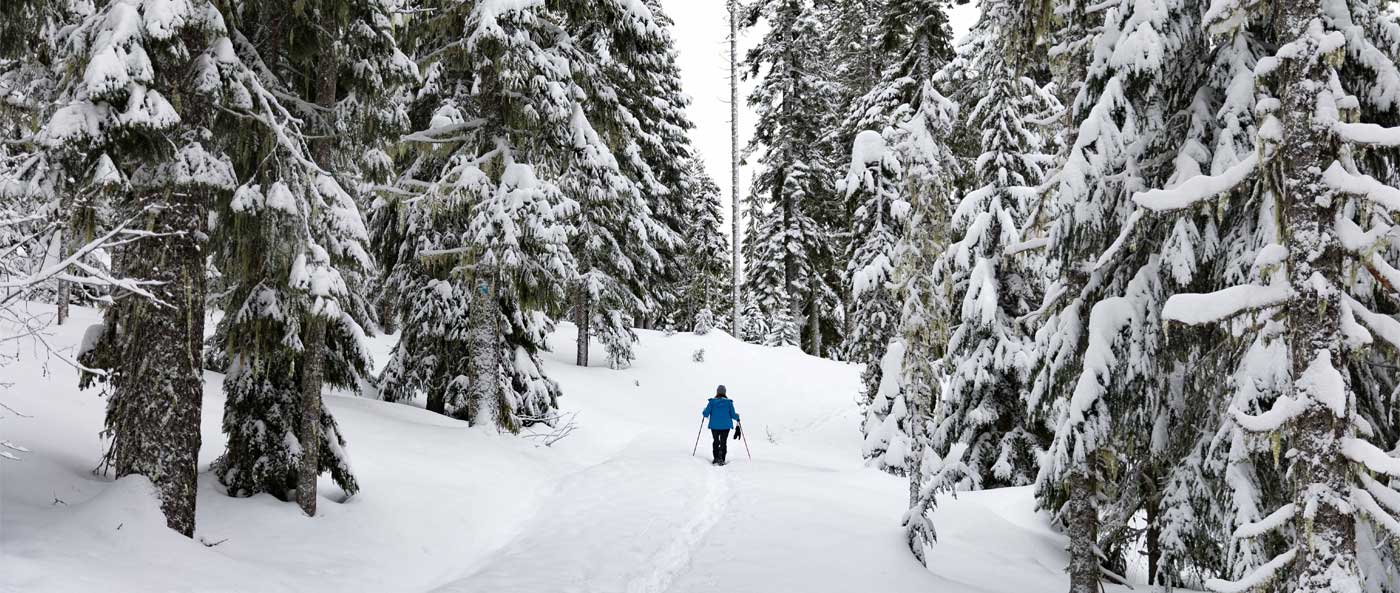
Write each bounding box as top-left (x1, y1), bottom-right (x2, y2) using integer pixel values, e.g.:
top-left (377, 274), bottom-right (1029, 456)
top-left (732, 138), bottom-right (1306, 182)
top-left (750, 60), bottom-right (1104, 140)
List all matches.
top-left (694, 308), bottom-right (715, 335)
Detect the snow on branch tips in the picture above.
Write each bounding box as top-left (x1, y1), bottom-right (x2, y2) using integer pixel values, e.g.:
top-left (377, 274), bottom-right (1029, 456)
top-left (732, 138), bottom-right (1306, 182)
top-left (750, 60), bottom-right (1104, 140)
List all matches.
top-left (1342, 437), bottom-right (1400, 477)
top-left (1296, 349), bottom-right (1346, 418)
top-left (844, 130), bottom-right (886, 198)
top-left (1160, 283), bottom-right (1293, 325)
top-left (1132, 153), bottom-right (1257, 212)
top-left (1353, 484), bottom-right (1400, 539)
top-left (1324, 161), bottom-right (1400, 212)
top-left (1233, 503), bottom-right (1296, 539)
top-left (1343, 294), bottom-right (1400, 351)
top-left (1203, 549), bottom-right (1297, 593)
top-left (1335, 121), bottom-right (1400, 147)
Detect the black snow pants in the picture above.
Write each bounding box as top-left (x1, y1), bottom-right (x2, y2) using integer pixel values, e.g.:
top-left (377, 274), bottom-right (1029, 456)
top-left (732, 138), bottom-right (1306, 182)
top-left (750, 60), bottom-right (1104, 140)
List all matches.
top-left (711, 429), bottom-right (730, 463)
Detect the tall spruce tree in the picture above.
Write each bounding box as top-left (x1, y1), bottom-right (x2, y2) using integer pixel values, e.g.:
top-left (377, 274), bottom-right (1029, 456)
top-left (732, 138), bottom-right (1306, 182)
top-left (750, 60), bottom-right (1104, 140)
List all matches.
top-left (896, 74), bottom-right (960, 561)
top-left (210, 0), bottom-right (413, 514)
top-left (1024, 0), bottom-right (1214, 589)
top-left (629, 0), bottom-right (711, 331)
top-left (41, 0), bottom-right (245, 537)
top-left (676, 159), bottom-right (733, 332)
top-left (847, 0), bottom-right (958, 480)
top-left (842, 131), bottom-right (905, 379)
top-left (1125, 1), bottom-right (1400, 591)
top-left (741, 0), bottom-right (844, 356)
top-left (930, 0), bottom-right (1052, 493)
top-left (376, 0), bottom-right (577, 429)
top-left (562, 0), bottom-right (682, 368)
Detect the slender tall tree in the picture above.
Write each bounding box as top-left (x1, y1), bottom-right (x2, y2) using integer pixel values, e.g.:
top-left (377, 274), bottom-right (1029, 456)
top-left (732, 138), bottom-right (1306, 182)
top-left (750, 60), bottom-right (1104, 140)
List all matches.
top-left (730, 0), bottom-right (743, 335)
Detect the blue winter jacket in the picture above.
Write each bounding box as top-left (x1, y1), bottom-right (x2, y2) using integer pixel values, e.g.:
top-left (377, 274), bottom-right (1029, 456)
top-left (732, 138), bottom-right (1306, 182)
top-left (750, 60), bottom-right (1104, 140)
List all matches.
top-left (703, 397), bottom-right (740, 430)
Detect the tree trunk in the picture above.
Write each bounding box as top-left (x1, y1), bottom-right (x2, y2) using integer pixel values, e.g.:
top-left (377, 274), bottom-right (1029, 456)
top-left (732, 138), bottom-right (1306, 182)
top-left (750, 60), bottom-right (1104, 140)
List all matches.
top-left (1276, 2), bottom-right (1356, 590)
top-left (297, 19), bottom-right (340, 517)
top-left (296, 317), bottom-right (325, 517)
top-left (1144, 473), bottom-right (1160, 586)
top-left (56, 279), bottom-right (70, 325)
top-left (102, 194), bottom-right (206, 537)
top-left (52, 228), bottom-right (70, 325)
top-left (1066, 470), bottom-right (1099, 593)
top-left (729, 0), bottom-right (742, 336)
top-left (426, 382), bottom-right (445, 415)
top-left (468, 273), bottom-right (504, 429)
top-left (575, 287), bottom-right (590, 367)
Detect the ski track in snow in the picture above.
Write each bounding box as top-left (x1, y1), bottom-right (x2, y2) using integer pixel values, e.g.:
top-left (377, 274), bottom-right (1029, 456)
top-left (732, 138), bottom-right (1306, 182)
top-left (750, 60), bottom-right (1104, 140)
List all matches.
top-left (631, 457), bottom-right (728, 593)
top-left (427, 433), bottom-right (731, 593)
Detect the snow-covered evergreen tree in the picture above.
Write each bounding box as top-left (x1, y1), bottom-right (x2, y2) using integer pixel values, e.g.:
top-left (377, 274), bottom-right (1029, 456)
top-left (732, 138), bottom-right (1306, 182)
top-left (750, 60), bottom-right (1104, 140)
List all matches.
top-left (0, 1), bottom-right (115, 324)
top-left (1026, 0), bottom-right (1214, 588)
top-left (562, 0), bottom-right (685, 369)
top-left (841, 130), bottom-right (906, 420)
top-left (210, 0), bottom-right (413, 514)
top-left (675, 160), bottom-right (732, 332)
top-left (376, 0), bottom-right (578, 430)
top-left (1129, 1), bottom-right (1400, 591)
top-left (742, 0), bottom-right (844, 356)
top-left (739, 293), bottom-right (769, 343)
top-left (623, 0), bottom-right (712, 331)
top-left (764, 298), bottom-right (801, 347)
top-left (847, 0), bottom-right (958, 486)
top-left (37, 0), bottom-right (245, 537)
top-left (929, 0), bottom-right (1053, 494)
top-left (896, 77), bottom-right (961, 561)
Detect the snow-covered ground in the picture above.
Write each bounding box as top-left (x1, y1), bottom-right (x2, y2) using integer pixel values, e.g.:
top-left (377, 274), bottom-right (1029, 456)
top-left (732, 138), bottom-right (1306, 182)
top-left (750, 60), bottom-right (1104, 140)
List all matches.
top-left (3, 304), bottom-right (1116, 593)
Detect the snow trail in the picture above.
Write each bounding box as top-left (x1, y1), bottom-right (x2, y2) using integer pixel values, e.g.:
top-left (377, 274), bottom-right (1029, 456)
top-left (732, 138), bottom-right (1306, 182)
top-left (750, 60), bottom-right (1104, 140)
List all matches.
top-left (427, 433), bottom-right (731, 593)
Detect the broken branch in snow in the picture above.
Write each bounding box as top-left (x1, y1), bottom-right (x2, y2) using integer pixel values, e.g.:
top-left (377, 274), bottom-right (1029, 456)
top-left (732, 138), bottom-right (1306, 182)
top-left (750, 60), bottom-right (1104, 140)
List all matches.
top-left (520, 411), bottom-right (579, 447)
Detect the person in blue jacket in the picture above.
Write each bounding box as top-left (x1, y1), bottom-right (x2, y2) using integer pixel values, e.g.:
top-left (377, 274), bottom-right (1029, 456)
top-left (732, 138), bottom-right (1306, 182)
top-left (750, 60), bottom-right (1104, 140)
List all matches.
top-left (702, 385), bottom-right (740, 465)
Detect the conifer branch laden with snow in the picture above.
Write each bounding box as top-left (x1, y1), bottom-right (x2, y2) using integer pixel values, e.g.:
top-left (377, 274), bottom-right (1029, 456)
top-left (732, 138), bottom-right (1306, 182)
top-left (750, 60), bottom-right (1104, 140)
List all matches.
top-left (1105, 1), bottom-right (1400, 590)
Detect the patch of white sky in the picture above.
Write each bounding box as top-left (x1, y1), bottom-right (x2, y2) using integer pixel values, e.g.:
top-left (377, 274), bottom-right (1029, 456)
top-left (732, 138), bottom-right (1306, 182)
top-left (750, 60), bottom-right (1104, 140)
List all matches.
top-left (658, 0), bottom-right (981, 237)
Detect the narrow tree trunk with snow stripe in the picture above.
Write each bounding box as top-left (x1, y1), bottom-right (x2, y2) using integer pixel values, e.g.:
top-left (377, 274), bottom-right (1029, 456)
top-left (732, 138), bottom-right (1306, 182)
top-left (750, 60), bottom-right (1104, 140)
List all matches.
top-left (469, 272), bottom-right (505, 430)
top-left (729, 0), bottom-right (742, 336)
top-left (575, 287), bottom-right (591, 368)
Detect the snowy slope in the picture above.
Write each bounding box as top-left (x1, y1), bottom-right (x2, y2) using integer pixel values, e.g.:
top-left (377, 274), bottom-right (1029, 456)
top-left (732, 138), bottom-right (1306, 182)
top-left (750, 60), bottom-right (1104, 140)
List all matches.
top-left (3, 304), bottom-right (1117, 593)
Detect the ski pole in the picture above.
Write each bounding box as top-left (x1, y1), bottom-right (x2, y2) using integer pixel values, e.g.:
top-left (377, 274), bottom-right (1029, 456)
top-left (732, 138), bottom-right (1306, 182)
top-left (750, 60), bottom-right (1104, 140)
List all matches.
top-left (691, 418), bottom-right (705, 456)
top-left (739, 422), bottom-right (752, 461)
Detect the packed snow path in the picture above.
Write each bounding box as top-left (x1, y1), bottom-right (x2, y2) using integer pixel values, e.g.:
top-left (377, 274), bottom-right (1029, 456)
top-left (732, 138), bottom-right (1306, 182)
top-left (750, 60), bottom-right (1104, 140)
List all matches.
top-left (2, 306), bottom-right (1114, 593)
